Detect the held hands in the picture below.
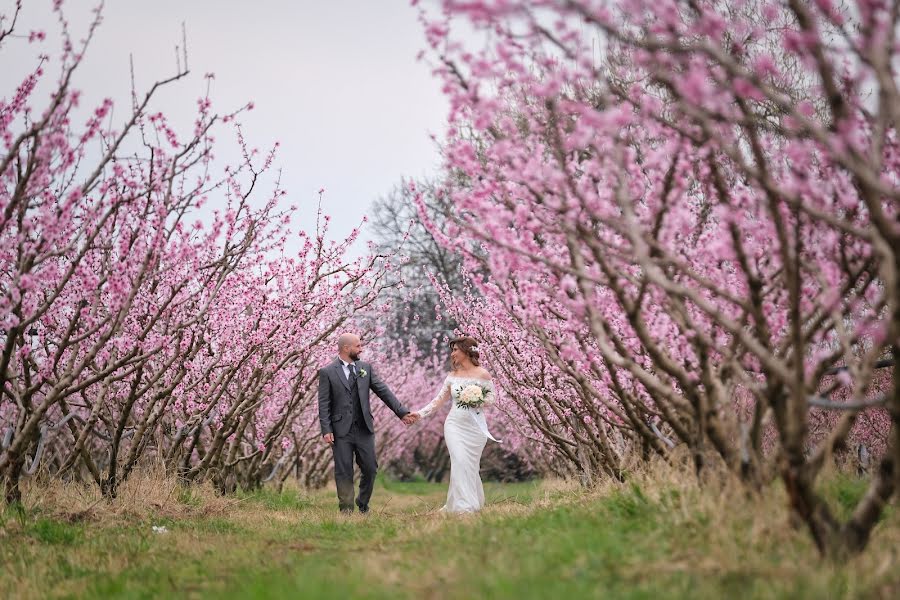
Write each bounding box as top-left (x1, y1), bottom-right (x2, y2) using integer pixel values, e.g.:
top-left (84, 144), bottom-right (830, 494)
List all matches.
top-left (324, 413), bottom-right (417, 442)
top-left (324, 413), bottom-right (418, 442)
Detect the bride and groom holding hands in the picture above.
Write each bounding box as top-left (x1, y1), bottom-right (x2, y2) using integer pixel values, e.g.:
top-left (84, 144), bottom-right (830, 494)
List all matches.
top-left (317, 333), bottom-right (500, 514)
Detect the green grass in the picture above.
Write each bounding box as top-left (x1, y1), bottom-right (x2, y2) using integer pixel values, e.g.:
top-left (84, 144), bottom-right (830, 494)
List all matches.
top-left (234, 487), bottom-right (313, 512)
top-left (25, 518), bottom-right (84, 546)
top-left (818, 473), bottom-right (871, 520)
top-left (1, 475), bottom-right (898, 599)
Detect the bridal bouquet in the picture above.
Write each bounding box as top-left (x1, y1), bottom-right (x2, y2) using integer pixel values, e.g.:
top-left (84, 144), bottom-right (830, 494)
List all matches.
top-left (454, 383), bottom-right (492, 410)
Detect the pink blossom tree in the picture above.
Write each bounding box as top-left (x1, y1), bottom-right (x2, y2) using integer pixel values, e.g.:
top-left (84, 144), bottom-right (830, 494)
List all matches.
top-left (0, 2), bottom-right (391, 501)
top-left (419, 0), bottom-right (898, 556)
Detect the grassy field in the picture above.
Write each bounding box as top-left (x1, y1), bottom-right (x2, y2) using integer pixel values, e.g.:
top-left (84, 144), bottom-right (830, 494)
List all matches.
top-left (1, 469), bottom-right (898, 599)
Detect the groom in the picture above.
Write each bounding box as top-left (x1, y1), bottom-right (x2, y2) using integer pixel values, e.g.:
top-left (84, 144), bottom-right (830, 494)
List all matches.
top-left (318, 333), bottom-right (418, 513)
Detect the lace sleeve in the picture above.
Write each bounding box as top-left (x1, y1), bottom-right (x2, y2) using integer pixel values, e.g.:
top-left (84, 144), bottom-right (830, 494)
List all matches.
top-left (483, 381), bottom-right (496, 406)
top-left (416, 378), bottom-right (451, 418)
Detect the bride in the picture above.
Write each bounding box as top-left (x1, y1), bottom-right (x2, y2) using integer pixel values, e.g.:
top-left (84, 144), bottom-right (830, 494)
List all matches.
top-left (410, 336), bottom-right (500, 513)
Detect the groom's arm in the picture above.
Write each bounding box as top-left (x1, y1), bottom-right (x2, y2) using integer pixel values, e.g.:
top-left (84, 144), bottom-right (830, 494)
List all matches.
top-left (368, 365), bottom-right (409, 419)
top-left (317, 368), bottom-right (333, 436)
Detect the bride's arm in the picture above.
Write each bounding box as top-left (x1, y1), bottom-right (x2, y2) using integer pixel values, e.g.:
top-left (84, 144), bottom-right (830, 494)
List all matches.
top-left (414, 378), bottom-right (451, 418)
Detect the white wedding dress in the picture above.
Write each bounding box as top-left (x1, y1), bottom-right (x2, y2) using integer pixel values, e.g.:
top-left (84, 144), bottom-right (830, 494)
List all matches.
top-left (416, 375), bottom-right (500, 513)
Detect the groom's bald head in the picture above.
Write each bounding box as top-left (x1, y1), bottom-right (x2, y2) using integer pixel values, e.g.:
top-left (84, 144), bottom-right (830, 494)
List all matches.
top-left (337, 333), bottom-right (362, 361)
top-left (338, 333), bottom-right (359, 350)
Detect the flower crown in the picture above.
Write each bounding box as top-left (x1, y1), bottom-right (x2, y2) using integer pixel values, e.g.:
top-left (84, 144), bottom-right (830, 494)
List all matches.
top-left (469, 345), bottom-right (480, 353)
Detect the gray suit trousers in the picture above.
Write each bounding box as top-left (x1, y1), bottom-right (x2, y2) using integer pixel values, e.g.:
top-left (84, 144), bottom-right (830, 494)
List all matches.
top-left (332, 421), bottom-right (377, 512)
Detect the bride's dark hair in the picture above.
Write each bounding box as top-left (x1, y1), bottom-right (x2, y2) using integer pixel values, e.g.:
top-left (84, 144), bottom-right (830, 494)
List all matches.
top-left (449, 336), bottom-right (480, 368)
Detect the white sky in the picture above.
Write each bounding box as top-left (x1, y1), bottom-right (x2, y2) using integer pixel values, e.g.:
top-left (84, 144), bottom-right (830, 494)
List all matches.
top-left (1, 0), bottom-right (449, 254)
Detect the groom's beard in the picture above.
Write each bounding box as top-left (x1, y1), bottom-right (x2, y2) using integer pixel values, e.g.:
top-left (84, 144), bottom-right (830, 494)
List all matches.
top-left (349, 351), bottom-right (361, 361)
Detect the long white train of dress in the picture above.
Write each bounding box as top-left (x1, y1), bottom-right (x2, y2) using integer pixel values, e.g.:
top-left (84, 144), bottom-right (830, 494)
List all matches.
top-left (416, 375), bottom-right (500, 513)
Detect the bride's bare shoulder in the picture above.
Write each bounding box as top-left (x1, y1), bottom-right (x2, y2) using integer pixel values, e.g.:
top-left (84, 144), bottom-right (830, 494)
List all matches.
top-left (447, 368), bottom-right (492, 381)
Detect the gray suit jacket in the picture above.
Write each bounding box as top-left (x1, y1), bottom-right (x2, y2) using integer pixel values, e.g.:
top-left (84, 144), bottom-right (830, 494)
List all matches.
top-left (317, 358), bottom-right (409, 437)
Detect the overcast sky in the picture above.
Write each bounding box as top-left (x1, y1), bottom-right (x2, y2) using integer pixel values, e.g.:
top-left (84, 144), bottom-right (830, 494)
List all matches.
top-left (1, 0), bottom-right (449, 253)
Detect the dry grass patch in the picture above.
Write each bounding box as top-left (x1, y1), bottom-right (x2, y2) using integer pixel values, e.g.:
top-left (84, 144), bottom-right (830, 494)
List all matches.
top-left (17, 468), bottom-right (236, 525)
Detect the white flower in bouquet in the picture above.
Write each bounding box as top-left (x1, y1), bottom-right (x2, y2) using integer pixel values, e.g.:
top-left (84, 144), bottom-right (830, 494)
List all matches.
top-left (455, 383), bottom-right (491, 409)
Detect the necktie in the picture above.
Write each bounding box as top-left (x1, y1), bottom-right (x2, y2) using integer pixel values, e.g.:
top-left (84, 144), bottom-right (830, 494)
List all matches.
top-left (348, 363), bottom-right (357, 385)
